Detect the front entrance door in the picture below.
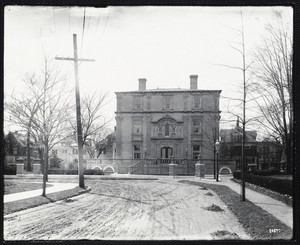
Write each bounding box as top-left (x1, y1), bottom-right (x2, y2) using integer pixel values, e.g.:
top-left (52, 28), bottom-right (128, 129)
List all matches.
top-left (161, 147), bottom-right (173, 163)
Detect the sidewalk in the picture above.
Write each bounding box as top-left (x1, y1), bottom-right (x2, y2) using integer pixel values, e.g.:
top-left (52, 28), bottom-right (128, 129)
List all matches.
top-left (195, 175), bottom-right (293, 229)
top-left (4, 182), bottom-right (78, 203)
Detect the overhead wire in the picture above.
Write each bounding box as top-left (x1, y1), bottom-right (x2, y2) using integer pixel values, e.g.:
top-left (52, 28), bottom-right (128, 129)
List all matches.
top-left (52, 7), bottom-right (58, 55)
top-left (69, 7), bottom-right (71, 33)
top-left (102, 7), bottom-right (111, 36)
top-left (95, 10), bottom-right (102, 33)
top-left (81, 7), bottom-right (86, 56)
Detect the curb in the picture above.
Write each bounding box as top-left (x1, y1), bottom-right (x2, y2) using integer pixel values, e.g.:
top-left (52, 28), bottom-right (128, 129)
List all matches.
top-left (78, 186), bottom-right (91, 194)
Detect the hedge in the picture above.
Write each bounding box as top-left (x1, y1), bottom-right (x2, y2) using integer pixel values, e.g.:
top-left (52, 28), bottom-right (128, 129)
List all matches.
top-left (4, 166), bottom-right (16, 175)
top-left (48, 169), bottom-right (103, 175)
top-left (251, 169), bottom-right (280, 176)
top-left (233, 171), bottom-right (292, 196)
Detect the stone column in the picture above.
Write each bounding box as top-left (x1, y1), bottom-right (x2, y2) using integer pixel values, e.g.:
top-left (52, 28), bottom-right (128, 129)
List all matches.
top-left (195, 157), bottom-right (205, 179)
top-left (33, 163), bottom-right (41, 174)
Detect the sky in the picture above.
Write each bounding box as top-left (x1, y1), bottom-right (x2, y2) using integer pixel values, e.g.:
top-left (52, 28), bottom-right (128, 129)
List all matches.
top-left (4, 6), bottom-right (293, 138)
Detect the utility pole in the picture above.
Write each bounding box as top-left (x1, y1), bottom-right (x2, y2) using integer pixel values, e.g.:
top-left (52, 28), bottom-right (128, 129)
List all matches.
top-left (241, 10), bottom-right (246, 202)
top-left (213, 126), bottom-right (216, 179)
top-left (55, 34), bottom-right (95, 188)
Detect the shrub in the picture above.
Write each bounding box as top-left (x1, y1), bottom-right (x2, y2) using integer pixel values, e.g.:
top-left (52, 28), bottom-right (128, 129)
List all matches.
top-left (233, 171), bottom-right (292, 196)
top-left (251, 169), bottom-right (280, 176)
top-left (48, 168), bottom-right (103, 175)
top-left (84, 169), bottom-right (104, 175)
top-left (48, 169), bottom-right (78, 175)
top-left (4, 165), bottom-right (16, 175)
top-left (233, 171), bottom-right (241, 179)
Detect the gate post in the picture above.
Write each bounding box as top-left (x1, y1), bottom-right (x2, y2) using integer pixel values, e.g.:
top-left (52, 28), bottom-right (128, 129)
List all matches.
top-left (195, 155), bottom-right (205, 179)
top-left (169, 157), bottom-right (177, 178)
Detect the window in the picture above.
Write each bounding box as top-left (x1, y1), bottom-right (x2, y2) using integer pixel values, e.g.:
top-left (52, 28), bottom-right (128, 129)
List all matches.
top-left (193, 96), bottom-right (201, 109)
top-left (13, 148), bottom-right (17, 155)
top-left (133, 97), bottom-right (142, 110)
top-left (133, 145), bottom-right (141, 159)
top-left (133, 121), bottom-right (142, 134)
top-left (165, 123), bottom-right (170, 136)
top-left (164, 97), bottom-right (171, 109)
top-left (192, 145), bottom-right (201, 159)
top-left (163, 96), bottom-right (172, 110)
top-left (193, 120), bottom-right (202, 134)
top-left (73, 149), bottom-right (78, 155)
top-left (52, 149), bottom-right (57, 155)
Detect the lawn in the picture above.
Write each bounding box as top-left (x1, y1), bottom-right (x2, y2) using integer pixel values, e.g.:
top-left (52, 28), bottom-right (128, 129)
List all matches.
top-left (179, 180), bottom-right (293, 240)
top-left (4, 180), bottom-right (53, 194)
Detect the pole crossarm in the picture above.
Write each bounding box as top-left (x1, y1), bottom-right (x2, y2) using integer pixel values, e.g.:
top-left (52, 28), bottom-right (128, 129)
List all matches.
top-left (55, 57), bottom-right (95, 62)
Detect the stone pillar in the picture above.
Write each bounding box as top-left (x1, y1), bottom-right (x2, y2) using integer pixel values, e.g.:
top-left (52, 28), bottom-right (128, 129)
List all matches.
top-left (33, 163), bottom-right (41, 174)
top-left (143, 163), bottom-right (148, 175)
top-left (16, 163), bottom-right (24, 175)
top-left (169, 163), bottom-right (178, 178)
top-left (195, 156), bottom-right (205, 179)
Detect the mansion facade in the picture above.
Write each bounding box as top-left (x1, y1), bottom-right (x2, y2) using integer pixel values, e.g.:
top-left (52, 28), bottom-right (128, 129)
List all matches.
top-left (115, 75), bottom-right (221, 174)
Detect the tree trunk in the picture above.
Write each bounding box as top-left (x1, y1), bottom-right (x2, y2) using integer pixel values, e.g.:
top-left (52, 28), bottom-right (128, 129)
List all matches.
top-left (26, 126), bottom-right (32, 172)
top-left (42, 145), bottom-right (49, 196)
top-left (285, 137), bottom-right (292, 174)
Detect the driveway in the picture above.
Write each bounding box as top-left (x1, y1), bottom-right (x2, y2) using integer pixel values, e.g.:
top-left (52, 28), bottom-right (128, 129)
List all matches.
top-left (4, 177), bottom-right (249, 240)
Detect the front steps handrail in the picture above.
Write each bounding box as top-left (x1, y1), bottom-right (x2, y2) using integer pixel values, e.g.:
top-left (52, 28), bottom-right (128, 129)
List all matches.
top-left (128, 159), bottom-right (144, 174)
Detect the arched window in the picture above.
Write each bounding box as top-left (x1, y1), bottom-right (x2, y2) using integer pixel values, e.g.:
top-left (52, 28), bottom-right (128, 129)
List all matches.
top-left (165, 123), bottom-right (170, 136)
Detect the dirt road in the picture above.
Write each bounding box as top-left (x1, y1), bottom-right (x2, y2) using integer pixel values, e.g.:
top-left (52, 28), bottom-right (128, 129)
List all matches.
top-left (4, 178), bottom-right (250, 240)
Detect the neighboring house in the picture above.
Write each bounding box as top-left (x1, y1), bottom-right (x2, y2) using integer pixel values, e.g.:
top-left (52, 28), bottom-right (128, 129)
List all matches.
top-left (4, 131), bottom-right (40, 171)
top-left (96, 133), bottom-right (115, 158)
top-left (51, 140), bottom-right (89, 170)
top-left (220, 118), bottom-right (258, 171)
top-left (115, 75), bottom-right (221, 174)
top-left (257, 139), bottom-right (283, 170)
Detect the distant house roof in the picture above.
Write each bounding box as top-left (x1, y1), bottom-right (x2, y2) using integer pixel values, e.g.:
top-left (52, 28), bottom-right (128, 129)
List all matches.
top-left (220, 118), bottom-right (257, 143)
top-left (7, 131), bottom-right (35, 147)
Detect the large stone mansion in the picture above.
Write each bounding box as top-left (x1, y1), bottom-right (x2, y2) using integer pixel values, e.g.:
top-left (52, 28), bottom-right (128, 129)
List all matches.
top-left (115, 75), bottom-right (221, 174)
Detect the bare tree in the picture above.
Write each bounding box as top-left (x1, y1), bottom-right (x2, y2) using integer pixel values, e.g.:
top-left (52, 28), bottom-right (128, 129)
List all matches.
top-left (250, 11), bottom-right (293, 173)
top-left (32, 59), bottom-right (73, 196)
top-left (5, 79), bottom-right (40, 171)
top-left (84, 128), bottom-right (113, 159)
top-left (216, 9), bottom-right (254, 201)
top-left (67, 91), bottom-right (112, 158)
top-left (5, 58), bottom-right (73, 196)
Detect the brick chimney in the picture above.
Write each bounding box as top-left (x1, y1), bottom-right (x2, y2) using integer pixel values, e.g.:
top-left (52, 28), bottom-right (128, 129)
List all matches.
top-left (138, 78), bottom-right (147, 91)
top-left (190, 75), bottom-right (198, 89)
